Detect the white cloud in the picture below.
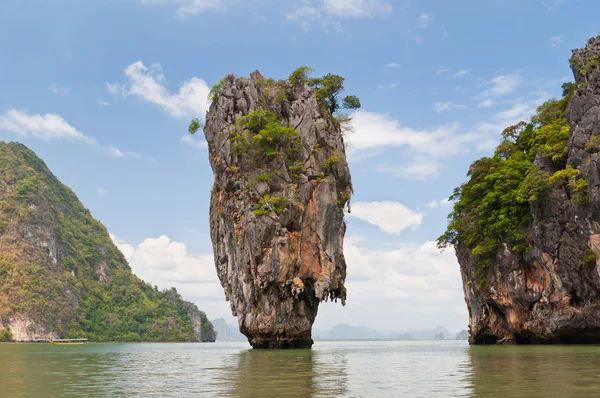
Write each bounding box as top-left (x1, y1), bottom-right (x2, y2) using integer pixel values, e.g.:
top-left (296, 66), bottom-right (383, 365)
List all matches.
top-left (111, 234), bottom-right (229, 319)
top-left (478, 74), bottom-right (521, 100)
top-left (384, 62), bottom-right (401, 68)
top-left (98, 99), bottom-right (110, 107)
top-left (542, 0), bottom-right (566, 12)
top-left (108, 61), bottom-right (210, 119)
top-left (181, 134), bottom-right (208, 149)
top-left (315, 239), bottom-right (467, 332)
top-left (436, 68), bottom-right (449, 74)
top-left (377, 158), bottom-right (445, 180)
top-left (50, 83), bottom-right (70, 96)
top-left (448, 69), bottom-right (471, 79)
top-left (433, 102), bottom-right (467, 113)
top-left (440, 198), bottom-right (452, 208)
top-left (348, 201), bottom-right (423, 235)
top-left (323, 0), bottom-right (393, 17)
top-left (0, 109), bottom-right (96, 144)
top-left (97, 188), bottom-right (108, 195)
top-left (417, 13), bottom-right (432, 28)
top-left (106, 145), bottom-right (142, 158)
top-left (414, 36), bottom-right (423, 45)
top-left (547, 35), bottom-right (564, 48)
top-left (478, 98), bottom-right (493, 108)
top-left (346, 110), bottom-right (476, 159)
top-left (139, 0), bottom-right (223, 18)
top-left (286, 0), bottom-right (392, 28)
top-left (427, 201), bottom-right (438, 209)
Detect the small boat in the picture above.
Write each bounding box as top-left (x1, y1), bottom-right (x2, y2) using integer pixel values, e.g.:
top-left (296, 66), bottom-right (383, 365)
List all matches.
top-left (49, 338), bottom-right (89, 345)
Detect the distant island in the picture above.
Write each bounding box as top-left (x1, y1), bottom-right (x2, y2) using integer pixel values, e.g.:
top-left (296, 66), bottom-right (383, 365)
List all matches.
top-left (311, 323), bottom-right (465, 341)
top-left (0, 142), bottom-right (216, 343)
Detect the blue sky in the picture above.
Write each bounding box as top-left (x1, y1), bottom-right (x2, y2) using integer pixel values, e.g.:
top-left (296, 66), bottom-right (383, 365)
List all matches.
top-left (0, 0), bottom-right (596, 333)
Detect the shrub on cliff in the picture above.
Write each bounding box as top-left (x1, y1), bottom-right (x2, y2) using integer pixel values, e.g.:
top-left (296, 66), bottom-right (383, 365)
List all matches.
top-left (438, 83), bottom-right (579, 276)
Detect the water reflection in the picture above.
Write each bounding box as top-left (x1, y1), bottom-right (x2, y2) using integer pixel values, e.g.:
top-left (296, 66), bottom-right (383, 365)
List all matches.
top-left (224, 348), bottom-right (348, 397)
top-left (468, 345), bottom-right (600, 397)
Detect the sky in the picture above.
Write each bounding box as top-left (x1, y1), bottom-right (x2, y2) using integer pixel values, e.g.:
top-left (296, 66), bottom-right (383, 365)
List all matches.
top-left (0, 0), bottom-right (597, 334)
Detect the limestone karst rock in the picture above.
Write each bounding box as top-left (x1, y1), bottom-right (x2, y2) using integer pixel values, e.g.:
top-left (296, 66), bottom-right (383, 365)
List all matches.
top-left (453, 37), bottom-right (600, 344)
top-left (203, 71), bottom-right (352, 348)
top-left (0, 142), bottom-right (216, 342)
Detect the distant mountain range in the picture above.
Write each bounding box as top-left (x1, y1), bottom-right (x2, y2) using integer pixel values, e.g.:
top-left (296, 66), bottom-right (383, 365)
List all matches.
top-left (314, 324), bottom-right (466, 341)
top-left (211, 318), bottom-right (246, 342)
top-left (212, 319), bottom-right (469, 342)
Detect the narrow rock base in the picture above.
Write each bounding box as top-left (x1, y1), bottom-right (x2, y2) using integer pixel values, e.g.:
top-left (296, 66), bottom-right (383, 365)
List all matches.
top-left (250, 338), bottom-right (314, 349)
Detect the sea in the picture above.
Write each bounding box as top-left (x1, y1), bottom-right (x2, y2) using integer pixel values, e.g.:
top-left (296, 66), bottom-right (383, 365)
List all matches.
top-left (2, 340), bottom-right (600, 397)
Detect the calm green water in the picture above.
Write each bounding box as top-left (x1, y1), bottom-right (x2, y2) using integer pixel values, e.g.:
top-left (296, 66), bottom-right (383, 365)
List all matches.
top-left (2, 340), bottom-right (600, 397)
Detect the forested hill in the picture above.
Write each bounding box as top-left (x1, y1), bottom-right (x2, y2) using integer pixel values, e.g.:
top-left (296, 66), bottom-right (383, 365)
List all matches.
top-left (0, 141), bottom-right (215, 342)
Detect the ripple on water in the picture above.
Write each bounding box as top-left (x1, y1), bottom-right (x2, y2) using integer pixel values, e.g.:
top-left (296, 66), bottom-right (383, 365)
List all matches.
top-left (3, 341), bottom-right (600, 397)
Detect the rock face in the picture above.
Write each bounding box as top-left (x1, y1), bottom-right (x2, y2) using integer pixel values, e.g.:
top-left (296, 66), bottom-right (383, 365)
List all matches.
top-left (459, 37), bottom-right (600, 344)
top-left (204, 71), bottom-right (351, 348)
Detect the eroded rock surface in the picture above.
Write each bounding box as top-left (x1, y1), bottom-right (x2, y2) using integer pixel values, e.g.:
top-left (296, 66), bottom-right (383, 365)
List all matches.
top-left (459, 37), bottom-right (600, 344)
top-left (204, 71), bottom-right (351, 348)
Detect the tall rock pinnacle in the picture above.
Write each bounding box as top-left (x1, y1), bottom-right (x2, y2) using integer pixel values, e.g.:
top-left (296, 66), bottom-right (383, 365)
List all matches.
top-left (203, 70), bottom-right (354, 348)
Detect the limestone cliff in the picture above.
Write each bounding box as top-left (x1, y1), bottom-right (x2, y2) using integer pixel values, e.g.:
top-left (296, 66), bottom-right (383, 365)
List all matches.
top-left (0, 142), bottom-right (216, 342)
top-left (445, 37), bottom-right (600, 344)
top-left (203, 70), bottom-right (352, 348)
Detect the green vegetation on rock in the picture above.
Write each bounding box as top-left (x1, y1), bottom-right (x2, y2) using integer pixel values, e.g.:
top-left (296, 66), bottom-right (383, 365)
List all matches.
top-left (438, 83), bottom-right (582, 273)
top-left (0, 142), bottom-right (216, 342)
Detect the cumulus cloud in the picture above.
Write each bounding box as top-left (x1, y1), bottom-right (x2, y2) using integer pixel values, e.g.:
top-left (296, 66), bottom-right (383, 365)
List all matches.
top-left (376, 158), bottom-right (445, 180)
top-left (286, 0), bottom-right (392, 28)
top-left (181, 134), bottom-right (208, 149)
top-left (139, 0), bottom-right (223, 18)
top-left (112, 234), bottom-right (225, 302)
top-left (0, 109), bottom-right (96, 144)
top-left (477, 74), bottom-right (522, 107)
top-left (348, 201), bottom-right (423, 234)
top-left (107, 61), bottom-right (210, 119)
top-left (417, 13), bottom-right (432, 28)
top-left (315, 239), bottom-right (467, 331)
top-left (433, 102), bottom-right (467, 113)
top-left (346, 110), bottom-right (479, 159)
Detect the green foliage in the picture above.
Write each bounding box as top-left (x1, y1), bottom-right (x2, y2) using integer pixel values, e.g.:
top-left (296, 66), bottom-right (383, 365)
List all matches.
top-left (323, 155), bottom-right (340, 174)
top-left (253, 195), bottom-right (291, 216)
top-left (188, 118), bottom-right (203, 135)
top-left (584, 136), bottom-right (600, 153)
top-left (342, 95), bottom-right (361, 110)
top-left (308, 72), bottom-right (362, 115)
top-left (517, 168), bottom-right (551, 202)
top-left (0, 328), bottom-right (12, 342)
top-left (209, 74), bottom-right (234, 102)
top-left (287, 160), bottom-right (304, 180)
top-left (580, 55), bottom-right (600, 76)
top-left (550, 166), bottom-right (588, 205)
top-left (438, 84), bottom-right (579, 279)
top-left (289, 66), bottom-right (315, 85)
top-left (0, 142), bottom-right (217, 342)
top-left (233, 108), bottom-right (303, 160)
top-left (236, 108), bottom-right (279, 133)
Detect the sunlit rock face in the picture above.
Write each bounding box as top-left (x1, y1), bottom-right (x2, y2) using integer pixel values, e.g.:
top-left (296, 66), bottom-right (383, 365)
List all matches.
top-left (204, 71), bottom-right (351, 348)
top-left (459, 37), bottom-right (600, 344)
